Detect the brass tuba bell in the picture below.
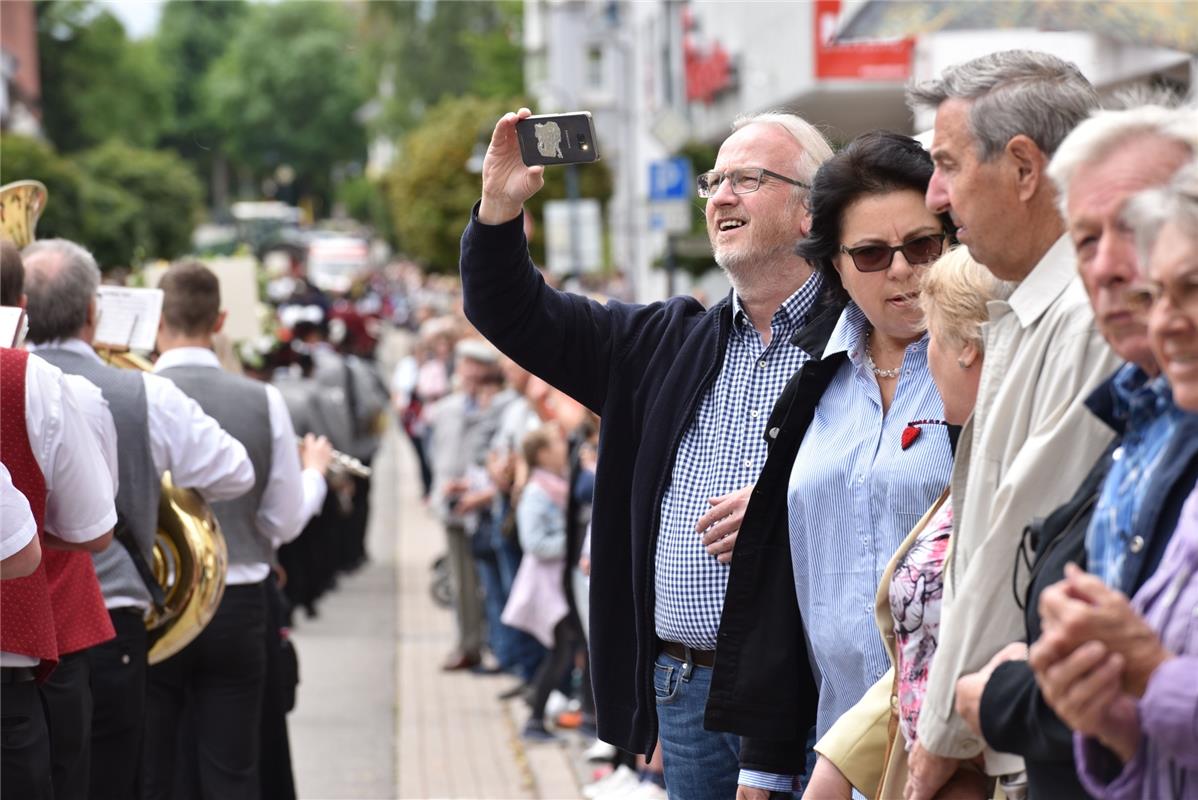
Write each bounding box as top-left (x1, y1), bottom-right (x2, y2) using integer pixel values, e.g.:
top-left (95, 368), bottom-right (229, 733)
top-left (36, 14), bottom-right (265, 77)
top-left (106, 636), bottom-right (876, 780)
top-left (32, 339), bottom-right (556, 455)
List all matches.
top-left (0, 180), bottom-right (48, 248)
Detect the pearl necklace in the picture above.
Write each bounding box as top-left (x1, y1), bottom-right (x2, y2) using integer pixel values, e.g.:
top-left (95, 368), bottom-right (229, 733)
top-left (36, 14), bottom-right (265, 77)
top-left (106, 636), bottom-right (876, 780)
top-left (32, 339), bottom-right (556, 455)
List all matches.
top-left (864, 331), bottom-right (901, 379)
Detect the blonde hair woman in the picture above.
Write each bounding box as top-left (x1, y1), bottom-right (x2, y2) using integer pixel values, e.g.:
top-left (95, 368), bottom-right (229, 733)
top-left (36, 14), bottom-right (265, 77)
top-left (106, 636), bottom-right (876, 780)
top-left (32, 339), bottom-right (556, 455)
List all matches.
top-left (804, 247), bottom-right (1013, 799)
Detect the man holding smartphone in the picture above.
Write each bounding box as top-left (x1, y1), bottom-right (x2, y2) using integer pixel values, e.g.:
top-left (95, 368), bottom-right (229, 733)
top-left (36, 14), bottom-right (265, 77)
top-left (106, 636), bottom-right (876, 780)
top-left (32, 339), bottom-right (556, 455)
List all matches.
top-left (461, 107), bottom-right (836, 798)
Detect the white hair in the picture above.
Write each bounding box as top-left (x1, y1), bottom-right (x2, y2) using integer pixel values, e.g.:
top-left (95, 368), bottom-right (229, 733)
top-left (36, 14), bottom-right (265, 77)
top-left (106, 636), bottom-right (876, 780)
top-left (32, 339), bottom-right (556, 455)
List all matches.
top-left (1049, 105), bottom-right (1198, 218)
top-left (731, 111), bottom-right (834, 185)
top-left (1122, 159), bottom-right (1198, 271)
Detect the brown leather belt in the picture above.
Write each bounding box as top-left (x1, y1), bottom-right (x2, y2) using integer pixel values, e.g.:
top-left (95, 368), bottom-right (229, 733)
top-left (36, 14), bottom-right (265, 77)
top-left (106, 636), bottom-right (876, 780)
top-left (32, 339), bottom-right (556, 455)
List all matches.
top-left (660, 641), bottom-right (716, 668)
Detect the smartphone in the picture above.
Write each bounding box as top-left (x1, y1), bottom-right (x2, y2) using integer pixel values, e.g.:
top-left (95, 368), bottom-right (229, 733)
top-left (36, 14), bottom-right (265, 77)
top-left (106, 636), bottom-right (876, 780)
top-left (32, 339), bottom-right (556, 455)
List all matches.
top-left (515, 112), bottom-right (601, 166)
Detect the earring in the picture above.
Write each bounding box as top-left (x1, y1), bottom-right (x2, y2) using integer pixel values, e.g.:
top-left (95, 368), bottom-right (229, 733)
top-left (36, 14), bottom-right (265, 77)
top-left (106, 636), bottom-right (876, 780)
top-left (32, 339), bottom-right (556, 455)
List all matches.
top-left (957, 358), bottom-right (969, 369)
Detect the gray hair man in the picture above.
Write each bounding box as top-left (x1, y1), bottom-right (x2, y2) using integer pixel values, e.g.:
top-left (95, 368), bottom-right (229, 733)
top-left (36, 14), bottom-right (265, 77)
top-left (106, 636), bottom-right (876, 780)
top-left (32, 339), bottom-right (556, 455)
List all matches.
top-left (902, 51), bottom-right (1121, 799)
top-left (968, 104), bottom-right (1198, 798)
top-left (462, 107), bottom-right (838, 798)
top-left (22, 239), bottom-right (254, 800)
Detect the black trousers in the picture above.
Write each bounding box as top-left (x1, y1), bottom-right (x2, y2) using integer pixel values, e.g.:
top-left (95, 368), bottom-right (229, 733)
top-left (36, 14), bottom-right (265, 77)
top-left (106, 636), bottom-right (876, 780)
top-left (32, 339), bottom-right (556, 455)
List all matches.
top-left (529, 613), bottom-right (585, 720)
top-left (87, 608), bottom-right (149, 800)
top-left (259, 577), bottom-right (297, 800)
top-left (1, 676), bottom-right (53, 800)
top-left (41, 650), bottom-right (92, 800)
top-left (142, 581), bottom-right (268, 800)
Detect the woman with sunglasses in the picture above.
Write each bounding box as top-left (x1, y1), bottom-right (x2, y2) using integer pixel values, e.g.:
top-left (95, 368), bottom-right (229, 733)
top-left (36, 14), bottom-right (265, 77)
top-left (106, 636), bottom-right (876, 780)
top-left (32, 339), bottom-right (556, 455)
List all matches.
top-left (707, 131), bottom-right (961, 795)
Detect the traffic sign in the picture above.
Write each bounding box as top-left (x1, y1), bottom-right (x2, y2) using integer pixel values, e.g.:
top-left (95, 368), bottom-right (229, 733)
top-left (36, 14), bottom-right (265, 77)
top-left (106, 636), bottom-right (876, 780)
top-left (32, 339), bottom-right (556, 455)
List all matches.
top-left (649, 158), bottom-right (693, 202)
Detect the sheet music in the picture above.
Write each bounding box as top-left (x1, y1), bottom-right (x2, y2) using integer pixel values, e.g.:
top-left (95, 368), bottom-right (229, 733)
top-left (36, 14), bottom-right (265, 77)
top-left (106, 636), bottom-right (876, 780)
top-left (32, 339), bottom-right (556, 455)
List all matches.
top-left (94, 286), bottom-right (163, 352)
top-left (0, 306), bottom-right (26, 348)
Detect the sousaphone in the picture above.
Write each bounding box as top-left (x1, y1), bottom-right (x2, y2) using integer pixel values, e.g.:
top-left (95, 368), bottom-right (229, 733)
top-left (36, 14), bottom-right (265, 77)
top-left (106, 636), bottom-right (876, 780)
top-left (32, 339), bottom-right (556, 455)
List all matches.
top-left (0, 180), bottom-right (227, 665)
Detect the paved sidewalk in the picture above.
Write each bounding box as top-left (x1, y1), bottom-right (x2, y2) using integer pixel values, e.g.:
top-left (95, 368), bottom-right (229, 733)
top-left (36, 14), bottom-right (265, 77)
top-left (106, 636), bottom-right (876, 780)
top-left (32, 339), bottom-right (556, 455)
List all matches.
top-left (288, 424), bottom-right (586, 799)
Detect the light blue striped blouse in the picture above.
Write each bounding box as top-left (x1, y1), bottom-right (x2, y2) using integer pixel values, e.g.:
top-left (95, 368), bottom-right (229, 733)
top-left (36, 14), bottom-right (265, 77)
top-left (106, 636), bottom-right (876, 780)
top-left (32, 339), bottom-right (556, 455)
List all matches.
top-left (787, 303), bottom-right (954, 738)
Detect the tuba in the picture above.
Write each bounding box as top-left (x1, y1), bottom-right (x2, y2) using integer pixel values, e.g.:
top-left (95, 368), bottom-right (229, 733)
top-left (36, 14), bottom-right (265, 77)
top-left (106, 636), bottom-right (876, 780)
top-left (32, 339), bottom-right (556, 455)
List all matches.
top-left (1, 180), bottom-right (228, 666)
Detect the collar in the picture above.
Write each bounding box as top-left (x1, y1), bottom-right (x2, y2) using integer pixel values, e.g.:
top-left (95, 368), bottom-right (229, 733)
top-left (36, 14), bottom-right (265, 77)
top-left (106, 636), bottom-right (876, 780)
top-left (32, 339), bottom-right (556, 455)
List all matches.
top-left (731, 271), bottom-right (823, 336)
top-left (27, 338), bottom-right (103, 363)
top-left (1086, 362), bottom-right (1177, 434)
top-left (998, 235), bottom-right (1076, 330)
top-left (153, 346), bottom-right (221, 373)
top-left (823, 303), bottom-right (929, 364)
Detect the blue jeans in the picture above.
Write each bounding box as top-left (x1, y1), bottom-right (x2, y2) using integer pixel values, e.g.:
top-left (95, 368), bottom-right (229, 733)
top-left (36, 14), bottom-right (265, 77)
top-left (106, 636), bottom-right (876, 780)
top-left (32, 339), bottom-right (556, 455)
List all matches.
top-left (653, 652), bottom-right (742, 800)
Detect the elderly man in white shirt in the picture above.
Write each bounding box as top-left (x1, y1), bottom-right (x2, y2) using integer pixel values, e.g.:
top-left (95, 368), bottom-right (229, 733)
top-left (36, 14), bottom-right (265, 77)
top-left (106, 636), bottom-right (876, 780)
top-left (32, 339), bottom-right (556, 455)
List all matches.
top-left (22, 239), bottom-right (255, 800)
top-left (902, 50), bottom-right (1122, 799)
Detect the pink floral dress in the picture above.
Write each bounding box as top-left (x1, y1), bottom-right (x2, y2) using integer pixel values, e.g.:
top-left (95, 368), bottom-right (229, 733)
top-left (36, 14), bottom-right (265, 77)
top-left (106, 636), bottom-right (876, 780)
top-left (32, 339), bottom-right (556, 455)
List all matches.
top-left (889, 498), bottom-right (954, 748)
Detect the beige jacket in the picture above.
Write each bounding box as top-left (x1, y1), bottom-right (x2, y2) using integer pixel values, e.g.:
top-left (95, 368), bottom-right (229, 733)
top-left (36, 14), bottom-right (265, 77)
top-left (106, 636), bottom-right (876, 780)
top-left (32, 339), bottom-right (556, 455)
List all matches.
top-left (917, 236), bottom-right (1120, 773)
top-left (815, 491), bottom-right (949, 799)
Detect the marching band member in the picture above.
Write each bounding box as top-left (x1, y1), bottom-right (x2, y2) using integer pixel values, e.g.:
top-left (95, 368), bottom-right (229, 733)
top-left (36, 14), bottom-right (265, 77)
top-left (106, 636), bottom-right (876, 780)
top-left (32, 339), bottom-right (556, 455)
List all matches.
top-left (22, 239), bottom-right (255, 800)
top-left (0, 342), bottom-right (115, 800)
top-left (145, 260), bottom-right (309, 799)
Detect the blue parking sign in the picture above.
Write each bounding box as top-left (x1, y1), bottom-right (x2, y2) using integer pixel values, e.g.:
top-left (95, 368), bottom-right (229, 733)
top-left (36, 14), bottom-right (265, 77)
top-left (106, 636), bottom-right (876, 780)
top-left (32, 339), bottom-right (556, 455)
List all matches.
top-left (649, 158), bottom-right (692, 201)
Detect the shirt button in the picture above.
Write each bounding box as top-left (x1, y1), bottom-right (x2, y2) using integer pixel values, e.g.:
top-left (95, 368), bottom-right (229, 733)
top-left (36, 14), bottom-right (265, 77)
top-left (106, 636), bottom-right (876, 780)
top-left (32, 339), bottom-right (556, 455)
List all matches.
top-left (750, 410), bottom-right (760, 418)
top-left (743, 459), bottom-right (753, 468)
top-left (1112, 446), bottom-right (1124, 462)
top-left (758, 360), bottom-right (767, 369)
top-left (1129, 535), bottom-right (1145, 553)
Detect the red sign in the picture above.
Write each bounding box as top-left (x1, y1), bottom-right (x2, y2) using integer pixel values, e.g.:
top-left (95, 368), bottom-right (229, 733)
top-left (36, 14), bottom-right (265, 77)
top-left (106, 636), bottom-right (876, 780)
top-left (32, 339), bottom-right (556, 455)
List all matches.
top-left (814, 0), bottom-right (914, 81)
top-left (685, 39), bottom-right (735, 104)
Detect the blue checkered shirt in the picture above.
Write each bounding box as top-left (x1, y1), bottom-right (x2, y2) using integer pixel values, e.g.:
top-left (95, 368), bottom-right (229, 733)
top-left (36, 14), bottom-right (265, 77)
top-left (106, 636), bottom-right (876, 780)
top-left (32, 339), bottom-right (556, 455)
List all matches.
top-left (654, 272), bottom-right (823, 651)
top-left (1087, 363), bottom-right (1184, 590)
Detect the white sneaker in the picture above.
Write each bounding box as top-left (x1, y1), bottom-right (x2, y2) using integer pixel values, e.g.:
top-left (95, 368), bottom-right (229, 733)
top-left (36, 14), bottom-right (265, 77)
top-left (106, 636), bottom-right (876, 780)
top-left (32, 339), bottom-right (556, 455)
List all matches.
top-left (583, 765), bottom-right (638, 799)
top-left (545, 689), bottom-right (571, 720)
top-left (583, 739), bottom-right (618, 762)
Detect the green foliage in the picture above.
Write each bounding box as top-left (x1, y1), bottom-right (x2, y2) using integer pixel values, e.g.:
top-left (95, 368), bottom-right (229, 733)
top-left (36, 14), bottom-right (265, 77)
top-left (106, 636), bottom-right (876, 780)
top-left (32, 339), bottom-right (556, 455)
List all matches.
top-left (77, 141), bottom-right (203, 262)
top-left (363, 1), bottom-right (524, 137)
top-left (37, 1), bottom-right (172, 152)
top-left (203, 2), bottom-right (370, 209)
top-left (0, 134), bottom-right (201, 268)
top-left (385, 96), bottom-right (513, 272)
top-left (337, 176), bottom-right (395, 245)
top-left (154, 0), bottom-right (248, 161)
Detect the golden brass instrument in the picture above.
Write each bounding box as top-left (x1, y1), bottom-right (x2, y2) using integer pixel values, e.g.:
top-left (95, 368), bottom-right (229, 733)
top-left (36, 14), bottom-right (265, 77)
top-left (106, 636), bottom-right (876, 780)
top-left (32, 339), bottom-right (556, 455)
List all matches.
top-left (0, 180), bottom-right (48, 247)
top-left (146, 473), bottom-right (228, 664)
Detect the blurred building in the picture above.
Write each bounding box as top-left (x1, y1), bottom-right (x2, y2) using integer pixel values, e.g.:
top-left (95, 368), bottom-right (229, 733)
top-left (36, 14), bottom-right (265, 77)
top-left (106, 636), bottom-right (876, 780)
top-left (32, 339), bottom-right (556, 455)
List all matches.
top-left (0, 0), bottom-right (42, 137)
top-left (525, 0), bottom-right (1196, 303)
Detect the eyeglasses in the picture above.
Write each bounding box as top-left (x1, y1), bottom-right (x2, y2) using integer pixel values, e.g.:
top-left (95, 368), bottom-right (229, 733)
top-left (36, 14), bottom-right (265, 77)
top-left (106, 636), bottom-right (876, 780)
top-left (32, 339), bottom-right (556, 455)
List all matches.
top-left (839, 234), bottom-right (947, 273)
top-left (1124, 270), bottom-right (1198, 318)
top-left (696, 168), bottom-right (809, 198)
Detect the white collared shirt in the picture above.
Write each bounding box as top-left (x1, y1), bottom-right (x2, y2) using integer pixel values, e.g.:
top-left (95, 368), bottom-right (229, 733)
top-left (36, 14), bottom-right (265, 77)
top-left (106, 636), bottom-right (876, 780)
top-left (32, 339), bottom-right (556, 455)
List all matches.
top-left (918, 236), bottom-right (1121, 769)
top-left (29, 339), bottom-right (255, 607)
top-left (154, 347), bottom-right (311, 583)
top-left (0, 462), bottom-right (37, 561)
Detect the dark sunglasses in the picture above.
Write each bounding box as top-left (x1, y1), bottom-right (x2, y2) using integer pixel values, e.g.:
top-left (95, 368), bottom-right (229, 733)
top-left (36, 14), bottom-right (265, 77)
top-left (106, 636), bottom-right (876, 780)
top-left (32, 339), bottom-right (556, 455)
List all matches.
top-left (839, 233), bottom-right (947, 273)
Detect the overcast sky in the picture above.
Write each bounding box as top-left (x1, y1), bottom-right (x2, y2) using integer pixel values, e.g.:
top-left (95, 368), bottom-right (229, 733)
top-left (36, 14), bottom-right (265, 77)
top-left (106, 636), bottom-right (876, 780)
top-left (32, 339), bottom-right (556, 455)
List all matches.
top-left (99, 0), bottom-right (164, 40)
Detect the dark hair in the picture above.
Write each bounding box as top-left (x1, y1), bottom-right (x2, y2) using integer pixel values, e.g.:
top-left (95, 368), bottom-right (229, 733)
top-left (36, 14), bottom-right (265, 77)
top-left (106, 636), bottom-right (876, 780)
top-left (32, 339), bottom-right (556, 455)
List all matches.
top-left (795, 131), bottom-right (946, 302)
top-left (1, 240), bottom-right (23, 306)
top-left (161, 260), bottom-right (221, 336)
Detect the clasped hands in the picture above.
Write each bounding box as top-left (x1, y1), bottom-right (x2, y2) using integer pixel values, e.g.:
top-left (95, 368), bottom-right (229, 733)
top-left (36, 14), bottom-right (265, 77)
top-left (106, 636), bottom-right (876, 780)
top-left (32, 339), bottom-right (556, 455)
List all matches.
top-left (1029, 563), bottom-right (1170, 762)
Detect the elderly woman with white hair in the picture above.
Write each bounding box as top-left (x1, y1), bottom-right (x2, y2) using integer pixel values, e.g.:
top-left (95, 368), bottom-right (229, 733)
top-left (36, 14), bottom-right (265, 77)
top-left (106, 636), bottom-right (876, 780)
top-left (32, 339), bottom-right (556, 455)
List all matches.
top-left (1030, 162), bottom-right (1198, 800)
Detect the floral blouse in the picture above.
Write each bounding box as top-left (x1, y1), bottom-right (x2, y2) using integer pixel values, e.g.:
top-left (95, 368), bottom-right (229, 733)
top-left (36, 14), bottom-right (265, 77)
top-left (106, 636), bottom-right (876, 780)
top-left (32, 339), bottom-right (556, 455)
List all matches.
top-left (889, 497), bottom-right (954, 748)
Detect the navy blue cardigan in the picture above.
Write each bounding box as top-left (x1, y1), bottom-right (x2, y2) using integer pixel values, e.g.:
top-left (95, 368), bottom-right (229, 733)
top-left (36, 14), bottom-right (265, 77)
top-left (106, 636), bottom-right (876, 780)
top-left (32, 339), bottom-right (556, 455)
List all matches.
top-left (460, 205), bottom-right (842, 755)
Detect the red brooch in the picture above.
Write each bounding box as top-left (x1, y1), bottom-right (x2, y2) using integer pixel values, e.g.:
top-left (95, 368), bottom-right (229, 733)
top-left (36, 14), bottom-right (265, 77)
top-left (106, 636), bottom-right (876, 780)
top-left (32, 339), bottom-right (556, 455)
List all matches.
top-left (902, 419), bottom-right (947, 450)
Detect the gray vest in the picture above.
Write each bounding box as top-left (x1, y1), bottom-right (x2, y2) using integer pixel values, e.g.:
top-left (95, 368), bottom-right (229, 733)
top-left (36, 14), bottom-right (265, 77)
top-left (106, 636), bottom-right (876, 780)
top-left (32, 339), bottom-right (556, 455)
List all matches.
top-left (35, 347), bottom-right (160, 606)
top-left (157, 364), bottom-right (274, 568)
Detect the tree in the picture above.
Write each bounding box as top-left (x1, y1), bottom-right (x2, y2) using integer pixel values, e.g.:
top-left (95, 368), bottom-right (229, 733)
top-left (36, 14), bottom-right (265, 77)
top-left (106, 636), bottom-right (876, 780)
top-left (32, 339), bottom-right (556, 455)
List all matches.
top-left (77, 141), bottom-right (203, 263)
top-left (384, 96), bottom-right (613, 272)
top-left (37, 1), bottom-right (172, 152)
top-left (203, 2), bottom-right (370, 213)
top-left (363, 1), bottom-right (524, 137)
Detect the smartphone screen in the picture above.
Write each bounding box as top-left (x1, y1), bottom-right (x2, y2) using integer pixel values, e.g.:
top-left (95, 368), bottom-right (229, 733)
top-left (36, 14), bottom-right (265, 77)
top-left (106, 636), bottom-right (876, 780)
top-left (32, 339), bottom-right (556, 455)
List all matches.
top-left (515, 112), bottom-right (601, 166)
